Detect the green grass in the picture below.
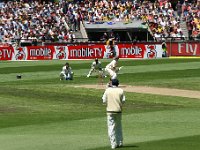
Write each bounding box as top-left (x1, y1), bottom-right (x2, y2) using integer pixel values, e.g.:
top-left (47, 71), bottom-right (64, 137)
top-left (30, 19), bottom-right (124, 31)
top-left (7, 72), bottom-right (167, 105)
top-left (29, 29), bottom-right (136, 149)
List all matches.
top-left (0, 59), bottom-right (200, 150)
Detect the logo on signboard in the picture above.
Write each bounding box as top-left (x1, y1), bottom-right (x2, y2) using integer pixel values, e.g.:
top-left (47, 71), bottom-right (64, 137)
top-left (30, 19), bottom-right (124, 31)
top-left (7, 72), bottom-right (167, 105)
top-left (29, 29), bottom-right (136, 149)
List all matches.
top-left (56, 46), bottom-right (66, 59)
top-left (15, 47), bottom-right (26, 60)
top-left (147, 45), bottom-right (157, 59)
top-left (68, 45), bottom-right (103, 59)
top-left (0, 46), bottom-right (14, 60)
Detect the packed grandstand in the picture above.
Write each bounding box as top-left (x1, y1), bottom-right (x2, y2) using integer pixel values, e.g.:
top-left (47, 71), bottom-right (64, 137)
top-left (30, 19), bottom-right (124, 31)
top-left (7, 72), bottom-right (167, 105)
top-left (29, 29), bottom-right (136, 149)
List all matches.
top-left (0, 0), bottom-right (199, 46)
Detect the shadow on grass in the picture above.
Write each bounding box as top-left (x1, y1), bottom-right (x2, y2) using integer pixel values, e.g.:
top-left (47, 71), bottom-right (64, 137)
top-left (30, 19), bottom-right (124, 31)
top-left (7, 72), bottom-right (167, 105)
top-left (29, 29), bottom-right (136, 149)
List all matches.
top-left (87, 135), bottom-right (200, 150)
top-left (86, 144), bottom-right (139, 150)
top-left (134, 134), bottom-right (200, 150)
top-left (119, 145), bottom-right (139, 149)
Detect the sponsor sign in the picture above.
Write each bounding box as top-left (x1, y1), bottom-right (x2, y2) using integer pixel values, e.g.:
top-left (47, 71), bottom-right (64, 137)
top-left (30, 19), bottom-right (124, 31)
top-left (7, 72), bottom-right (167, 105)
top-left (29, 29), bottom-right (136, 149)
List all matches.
top-left (118, 44), bottom-right (163, 59)
top-left (0, 46), bottom-right (14, 60)
top-left (0, 43), bottom-right (169, 61)
top-left (54, 46), bottom-right (68, 60)
top-left (26, 46), bottom-right (55, 60)
top-left (15, 47), bottom-right (26, 60)
top-left (118, 43), bottom-right (145, 58)
top-left (144, 44), bottom-right (163, 59)
top-left (169, 42), bottom-right (200, 56)
top-left (67, 45), bottom-right (106, 59)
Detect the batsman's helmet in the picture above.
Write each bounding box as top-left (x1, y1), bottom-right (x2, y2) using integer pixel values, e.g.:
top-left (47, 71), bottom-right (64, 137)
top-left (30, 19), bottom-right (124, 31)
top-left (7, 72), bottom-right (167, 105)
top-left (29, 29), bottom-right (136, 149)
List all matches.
top-left (111, 79), bottom-right (119, 86)
top-left (95, 58), bottom-right (98, 62)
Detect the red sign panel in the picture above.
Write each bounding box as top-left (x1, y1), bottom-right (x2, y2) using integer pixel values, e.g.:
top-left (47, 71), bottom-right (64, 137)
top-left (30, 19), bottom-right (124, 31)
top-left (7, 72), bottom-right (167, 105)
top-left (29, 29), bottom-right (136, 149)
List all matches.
top-left (169, 42), bottom-right (200, 56)
top-left (67, 45), bottom-right (106, 59)
top-left (118, 43), bottom-right (145, 58)
top-left (26, 46), bottom-right (55, 60)
top-left (0, 46), bottom-right (14, 60)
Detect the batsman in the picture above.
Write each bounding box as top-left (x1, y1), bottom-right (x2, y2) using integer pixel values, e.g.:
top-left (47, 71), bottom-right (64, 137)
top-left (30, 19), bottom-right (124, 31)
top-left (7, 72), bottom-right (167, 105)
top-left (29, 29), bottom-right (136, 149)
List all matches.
top-left (105, 56), bottom-right (123, 80)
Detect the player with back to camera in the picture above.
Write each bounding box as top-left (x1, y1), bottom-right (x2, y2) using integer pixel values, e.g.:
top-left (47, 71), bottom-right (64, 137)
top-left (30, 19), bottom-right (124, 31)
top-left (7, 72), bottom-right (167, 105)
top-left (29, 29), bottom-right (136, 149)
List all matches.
top-left (60, 62), bottom-right (74, 80)
top-left (87, 58), bottom-right (106, 78)
top-left (102, 79), bottom-right (125, 149)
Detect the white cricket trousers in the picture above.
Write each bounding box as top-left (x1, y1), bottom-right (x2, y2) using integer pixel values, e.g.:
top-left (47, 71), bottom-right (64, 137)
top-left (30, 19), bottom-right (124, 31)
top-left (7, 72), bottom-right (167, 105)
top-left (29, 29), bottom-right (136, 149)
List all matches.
top-left (107, 113), bottom-right (123, 148)
top-left (88, 67), bottom-right (96, 76)
top-left (105, 68), bottom-right (117, 80)
top-left (60, 72), bottom-right (72, 80)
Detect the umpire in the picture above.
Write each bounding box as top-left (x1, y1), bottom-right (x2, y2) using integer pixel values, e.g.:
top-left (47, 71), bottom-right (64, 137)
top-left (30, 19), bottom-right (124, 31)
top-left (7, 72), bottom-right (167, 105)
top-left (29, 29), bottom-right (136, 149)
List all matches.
top-left (102, 79), bottom-right (125, 149)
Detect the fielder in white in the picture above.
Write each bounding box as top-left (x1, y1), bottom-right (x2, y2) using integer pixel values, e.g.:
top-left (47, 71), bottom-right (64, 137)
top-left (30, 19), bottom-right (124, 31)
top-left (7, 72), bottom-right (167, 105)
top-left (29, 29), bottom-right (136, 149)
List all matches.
top-left (102, 79), bottom-right (125, 149)
top-left (60, 62), bottom-right (74, 80)
top-left (105, 56), bottom-right (123, 80)
top-left (87, 58), bottom-right (106, 78)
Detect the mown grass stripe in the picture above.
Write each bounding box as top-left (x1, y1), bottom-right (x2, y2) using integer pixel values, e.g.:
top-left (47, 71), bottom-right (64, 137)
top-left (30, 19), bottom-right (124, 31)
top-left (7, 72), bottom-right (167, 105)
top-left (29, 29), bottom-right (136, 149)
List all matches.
top-left (0, 59), bottom-right (200, 150)
top-left (0, 109), bottom-right (200, 150)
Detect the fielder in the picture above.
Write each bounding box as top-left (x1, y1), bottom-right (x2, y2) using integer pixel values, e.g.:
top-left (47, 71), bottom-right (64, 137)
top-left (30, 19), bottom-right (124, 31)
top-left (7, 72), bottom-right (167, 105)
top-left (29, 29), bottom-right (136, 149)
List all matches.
top-left (60, 62), bottom-right (74, 80)
top-left (87, 58), bottom-right (106, 78)
top-left (105, 56), bottom-right (123, 80)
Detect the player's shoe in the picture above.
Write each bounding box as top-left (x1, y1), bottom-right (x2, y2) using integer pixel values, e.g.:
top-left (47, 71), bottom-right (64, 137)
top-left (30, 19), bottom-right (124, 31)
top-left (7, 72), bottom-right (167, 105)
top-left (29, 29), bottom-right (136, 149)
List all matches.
top-left (111, 145), bottom-right (117, 149)
top-left (87, 74), bottom-right (90, 78)
top-left (118, 66), bottom-right (123, 71)
top-left (60, 75), bottom-right (64, 80)
top-left (117, 142), bottom-right (123, 148)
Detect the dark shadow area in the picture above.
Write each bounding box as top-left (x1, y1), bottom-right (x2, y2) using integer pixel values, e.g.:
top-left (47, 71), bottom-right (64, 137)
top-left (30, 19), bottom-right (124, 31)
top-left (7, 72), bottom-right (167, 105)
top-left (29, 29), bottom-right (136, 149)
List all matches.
top-left (134, 134), bottom-right (200, 150)
top-left (86, 135), bottom-right (200, 150)
top-left (119, 145), bottom-right (139, 149)
top-left (85, 144), bottom-right (139, 150)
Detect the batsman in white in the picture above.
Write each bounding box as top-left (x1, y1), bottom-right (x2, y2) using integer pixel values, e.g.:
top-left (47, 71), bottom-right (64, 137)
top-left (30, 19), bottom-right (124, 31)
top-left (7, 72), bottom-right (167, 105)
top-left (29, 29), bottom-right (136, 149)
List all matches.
top-left (105, 56), bottom-right (123, 80)
top-left (60, 62), bottom-right (74, 80)
top-left (87, 58), bottom-right (106, 78)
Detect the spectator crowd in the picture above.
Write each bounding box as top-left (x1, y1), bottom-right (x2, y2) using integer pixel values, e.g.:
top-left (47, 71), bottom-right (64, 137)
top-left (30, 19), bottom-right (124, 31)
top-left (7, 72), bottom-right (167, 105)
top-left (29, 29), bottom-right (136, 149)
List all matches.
top-left (183, 0), bottom-right (200, 40)
top-left (142, 0), bottom-right (199, 41)
top-left (0, 0), bottom-right (79, 46)
top-left (0, 0), bottom-right (199, 46)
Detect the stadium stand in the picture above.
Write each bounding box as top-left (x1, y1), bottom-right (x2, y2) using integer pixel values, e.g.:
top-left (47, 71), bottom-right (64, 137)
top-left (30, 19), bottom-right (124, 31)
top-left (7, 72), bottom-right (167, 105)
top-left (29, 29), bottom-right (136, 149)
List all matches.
top-left (0, 0), bottom-right (199, 46)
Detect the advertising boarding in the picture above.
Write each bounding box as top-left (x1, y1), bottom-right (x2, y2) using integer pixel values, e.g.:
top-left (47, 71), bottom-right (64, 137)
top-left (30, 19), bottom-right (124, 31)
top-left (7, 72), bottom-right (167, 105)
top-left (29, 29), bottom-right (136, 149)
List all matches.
top-left (0, 43), bottom-right (166, 61)
top-left (168, 42), bottom-right (200, 56)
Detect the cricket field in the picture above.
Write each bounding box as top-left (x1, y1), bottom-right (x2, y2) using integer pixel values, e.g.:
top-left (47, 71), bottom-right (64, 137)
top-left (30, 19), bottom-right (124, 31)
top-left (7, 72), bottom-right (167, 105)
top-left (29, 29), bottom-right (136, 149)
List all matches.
top-left (0, 58), bottom-right (200, 150)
